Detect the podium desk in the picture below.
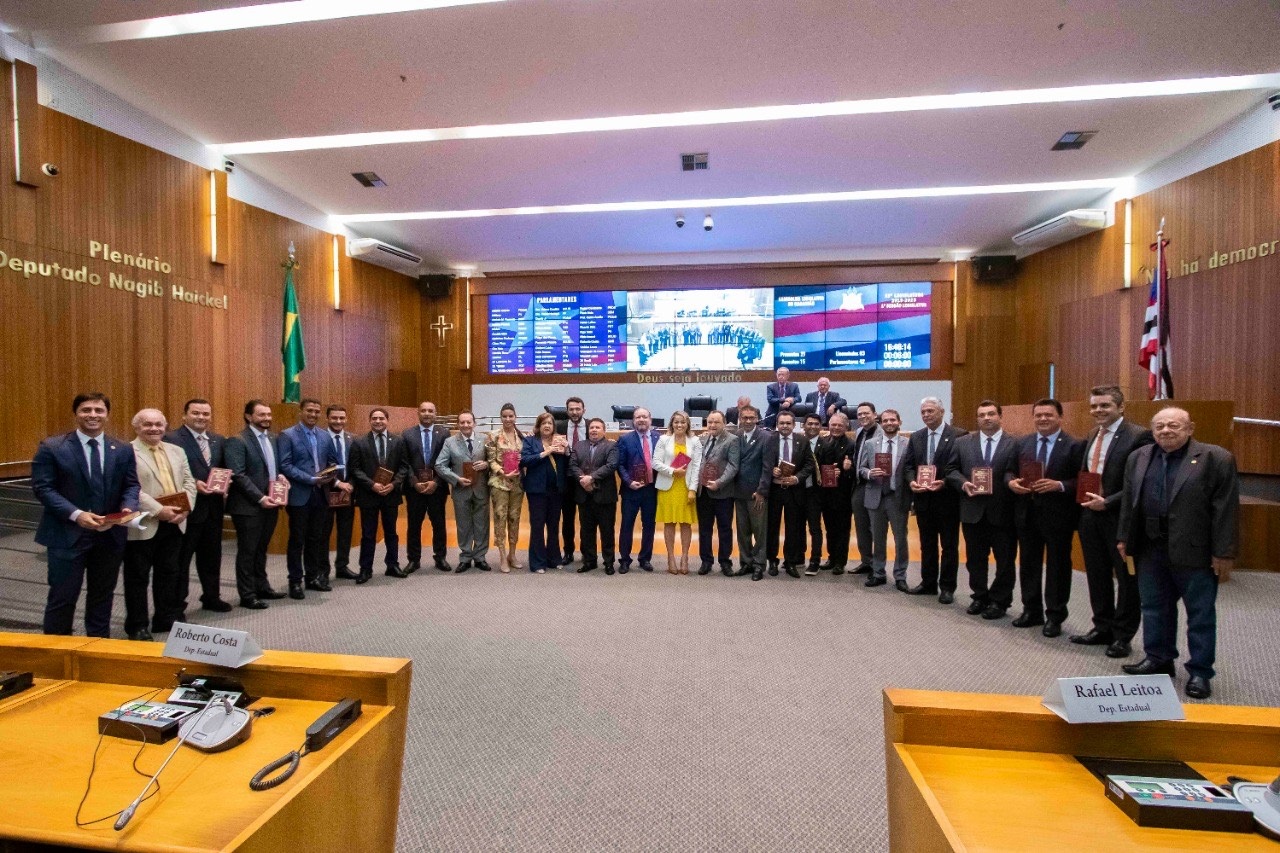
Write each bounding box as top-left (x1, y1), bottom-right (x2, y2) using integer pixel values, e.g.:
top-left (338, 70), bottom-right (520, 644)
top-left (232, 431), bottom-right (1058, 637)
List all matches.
top-left (0, 632), bottom-right (411, 852)
top-left (884, 689), bottom-right (1280, 852)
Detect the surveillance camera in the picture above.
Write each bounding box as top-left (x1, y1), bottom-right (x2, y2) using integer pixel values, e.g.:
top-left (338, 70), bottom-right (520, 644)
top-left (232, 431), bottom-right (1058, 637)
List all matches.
top-left (41, 163), bottom-right (59, 177)
top-left (223, 159), bottom-right (235, 173)
top-left (675, 214), bottom-right (686, 228)
top-left (703, 214), bottom-right (713, 232)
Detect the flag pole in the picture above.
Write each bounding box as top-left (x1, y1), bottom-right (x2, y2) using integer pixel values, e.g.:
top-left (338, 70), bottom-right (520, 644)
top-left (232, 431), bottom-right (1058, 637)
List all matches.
top-left (1155, 218), bottom-right (1167, 400)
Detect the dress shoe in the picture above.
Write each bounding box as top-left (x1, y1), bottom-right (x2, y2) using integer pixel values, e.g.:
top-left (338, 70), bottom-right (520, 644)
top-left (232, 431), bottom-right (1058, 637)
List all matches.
top-left (640, 562), bottom-right (654, 572)
top-left (1122, 658), bottom-right (1175, 676)
top-left (455, 561), bottom-right (471, 574)
top-left (818, 562), bottom-right (834, 571)
top-left (852, 563), bottom-right (873, 575)
top-left (965, 599), bottom-right (986, 615)
top-left (435, 559), bottom-right (453, 572)
top-left (697, 564), bottom-right (711, 576)
top-left (1069, 628), bottom-right (1113, 646)
top-left (577, 564), bottom-right (596, 573)
top-left (386, 565), bottom-right (409, 579)
top-left (1185, 676), bottom-right (1212, 700)
top-left (865, 576), bottom-right (887, 588)
top-left (938, 590), bottom-right (955, 604)
top-left (618, 563), bottom-right (630, 574)
top-left (405, 561), bottom-right (421, 575)
top-left (335, 568), bottom-right (359, 580)
top-left (355, 572), bottom-right (371, 585)
top-left (558, 553), bottom-right (574, 567)
top-left (751, 567), bottom-right (764, 581)
top-left (786, 565), bottom-right (801, 579)
top-left (831, 565), bottom-right (845, 576)
top-left (981, 604), bottom-right (1007, 620)
top-left (768, 560), bottom-right (780, 576)
top-left (240, 597), bottom-right (268, 610)
top-left (1105, 639), bottom-right (1133, 659)
top-left (305, 580), bottom-right (332, 592)
top-left (1042, 621), bottom-right (1062, 638)
top-left (259, 588), bottom-right (286, 600)
top-left (604, 565), bottom-right (615, 576)
top-left (477, 561), bottom-right (492, 571)
top-left (803, 565), bottom-right (819, 576)
top-left (907, 584), bottom-right (937, 596)
top-left (1011, 612), bottom-right (1045, 628)
top-left (127, 629), bottom-right (154, 642)
top-left (289, 583), bottom-right (305, 600)
top-left (201, 599), bottom-right (234, 613)
top-left (895, 580), bottom-right (910, 593)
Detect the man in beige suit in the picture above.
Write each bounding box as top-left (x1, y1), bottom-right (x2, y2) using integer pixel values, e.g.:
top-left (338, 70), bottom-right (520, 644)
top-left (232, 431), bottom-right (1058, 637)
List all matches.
top-left (123, 409), bottom-right (197, 640)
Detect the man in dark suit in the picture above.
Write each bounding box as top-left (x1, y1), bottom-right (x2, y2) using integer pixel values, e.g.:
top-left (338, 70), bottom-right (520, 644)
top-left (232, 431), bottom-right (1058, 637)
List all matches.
top-left (351, 408), bottom-right (408, 583)
top-left (903, 396), bottom-right (966, 602)
top-left (803, 377), bottom-right (846, 426)
top-left (164, 398), bottom-right (232, 613)
top-left (732, 405), bottom-right (772, 580)
top-left (278, 397), bottom-right (340, 598)
top-left (858, 409), bottom-right (912, 590)
top-left (1006, 399), bottom-right (1084, 637)
top-left (723, 395), bottom-right (750, 427)
top-left (555, 396), bottom-right (588, 566)
top-left (765, 411), bottom-right (815, 578)
top-left (945, 400), bottom-right (1020, 620)
top-left (1118, 407), bottom-right (1238, 700)
top-left (321, 405), bottom-right (358, 580)
top-left (1070, 385), bottom-right (1154, 658)
top-left (32, 392), bottom-right (140, 636)
top-left (848, 401), bottom-right (880, 575)
top-left (569, 417), bottom-right (619, 574)
top-left (616, 407), bottom-right (661, 573)
top-left (402, 401), bottom-right (451, 572)
top-left (800, 414), bottom-right (826, 575)
top-left (813, 412), bottom-right (856, 574)
top-left (223, 399), bottom-right (287, 609)
top-left (765, 366), bottom-right (801, 429)
top-left (696, 411), bottom-right (740, 575)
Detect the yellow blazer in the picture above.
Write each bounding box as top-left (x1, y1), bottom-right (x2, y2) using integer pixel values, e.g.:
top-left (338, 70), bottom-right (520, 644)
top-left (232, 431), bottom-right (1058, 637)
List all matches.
top-left (129, 437), bottom-right (197, 541)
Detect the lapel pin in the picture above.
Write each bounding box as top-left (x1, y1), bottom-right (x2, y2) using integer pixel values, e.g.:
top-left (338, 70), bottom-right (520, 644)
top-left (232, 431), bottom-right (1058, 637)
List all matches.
top-left (1191, 459), bottom-right (1198, 464)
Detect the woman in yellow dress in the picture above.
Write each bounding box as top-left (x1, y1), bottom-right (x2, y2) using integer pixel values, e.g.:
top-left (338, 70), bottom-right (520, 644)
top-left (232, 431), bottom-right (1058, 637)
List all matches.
top-left (653, 410), bottom-right (703, 574)
top-left (484, 403), bottom-right (525, 572)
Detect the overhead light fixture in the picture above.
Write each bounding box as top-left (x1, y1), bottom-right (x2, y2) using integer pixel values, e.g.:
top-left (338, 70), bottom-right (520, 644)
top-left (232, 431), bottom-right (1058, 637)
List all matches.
top-left (332, 177), bottom-right (1130, 223)
top-left (29, 0), bottom-right (507, 45)
top-left (1051, 131), bottom-right (1097, 151)
top-left (217, 73), bottom-right (1280, 154)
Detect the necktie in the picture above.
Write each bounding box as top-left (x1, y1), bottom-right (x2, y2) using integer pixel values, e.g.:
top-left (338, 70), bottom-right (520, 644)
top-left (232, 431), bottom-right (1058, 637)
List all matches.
top-left (983, 436), bottom-right (994, 466)
top-left (197, 433), bottom-right (211, 465)
top-left (307, 428), bottom-right (319, 470)
top-left (377, 433), bottom-right (386, 464)
top-left (1037, 436), bottom-right (1050, 467)
top-left (572, 422), bottom-right (579, 448)
top-left (1090, 427), bottom-right (1107, 473)
top-left (466, 437), bottom-right (474, 456)
top-left (927, 431), bottom-right (937, 465)
top-left (333, 433), bottom-right (345, 471)
top-left (641, 432), bottom-right (652, 478)
top-left (818, 394), bottom-right (825, 413)
top-left (151, 445), bottom-right (177, 494)
top-left (258, 432), bottom-right (276, 481)
top-left (884, 438), bottom-right (894, 490)
top-left (783, 437), bottom-right (791, 463)
top-left (87, 438), bottom-right (105, 511)
top-left (421, 427), bottom-right (430, 463)
top-left (707, 436), bottom-right (717, 457)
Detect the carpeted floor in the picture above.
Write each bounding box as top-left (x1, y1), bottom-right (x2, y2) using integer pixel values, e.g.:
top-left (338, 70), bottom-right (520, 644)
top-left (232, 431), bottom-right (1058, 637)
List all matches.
top-left (1, 531), bottom-right (1277, 851)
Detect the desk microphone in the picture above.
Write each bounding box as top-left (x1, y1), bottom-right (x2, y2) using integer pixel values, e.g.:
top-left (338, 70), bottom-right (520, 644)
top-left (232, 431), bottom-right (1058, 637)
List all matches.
top-left (114, 695), bottom-right (229, 832)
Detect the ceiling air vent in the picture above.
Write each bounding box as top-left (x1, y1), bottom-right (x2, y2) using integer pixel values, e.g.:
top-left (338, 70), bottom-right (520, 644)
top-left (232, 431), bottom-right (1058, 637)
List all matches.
top-left (681, 152), bottom-right (709, 171)
top-left (1012, 209), bottom-right (1108, 249)
top-left (352, 171), bottom-right (387, 187)
top-left (1051, 131), bottom-right (1096, 151)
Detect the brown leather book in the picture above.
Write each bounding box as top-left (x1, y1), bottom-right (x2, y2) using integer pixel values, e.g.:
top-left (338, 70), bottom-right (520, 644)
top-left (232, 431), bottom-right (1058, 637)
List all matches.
top-left (819, 463), bottom-right (839, 488)
top-left (269, 480), bottom-right (290, 504)
top-left (462, 460), bottom-right (477, 480)
top-left (916, 464), bottom-right (937, 487)
top-left (155, 492), bottom-right (191, 513)
top-left (102, 510), bottom-right (142, 525)
top-left (1077, 470), bottom-right (1102, 503)
top-left (374, 466), bottom-right (396, 486)
top-left (501, 450), bottom-right (520, 475)
top-left (1019, 459), bottom-right (1044, 485)
top-left (205, 467), bottom-right (232, 494)
top-left (971, 466), bottom-right (993, 495)
top-left (414, 466), bottom-right (435, 484)
top-left (874, 451), bottom-right (893, 480)
top-left (700, 461), bottom-right (721, 487)
top-left (777, 460), bottom-right (796, 477)
top-left (327, 488), bottom-right (351, 507)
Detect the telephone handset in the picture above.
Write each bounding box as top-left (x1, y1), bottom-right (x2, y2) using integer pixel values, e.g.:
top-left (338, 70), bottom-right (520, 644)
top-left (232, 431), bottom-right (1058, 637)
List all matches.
top-left (250, 698), bottom-right (362, 791)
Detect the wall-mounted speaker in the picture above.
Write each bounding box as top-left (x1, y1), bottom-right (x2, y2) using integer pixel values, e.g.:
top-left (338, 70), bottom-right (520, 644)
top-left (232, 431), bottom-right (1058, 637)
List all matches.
top-left (417, 274), bottom-right (454, 298)
top-left (972, 255), bottom-right (1018, 282)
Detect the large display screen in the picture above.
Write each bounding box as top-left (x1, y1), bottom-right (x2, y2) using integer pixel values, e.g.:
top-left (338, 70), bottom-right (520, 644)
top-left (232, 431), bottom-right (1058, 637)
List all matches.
top-left (487, 282), bottom-right (930, 374)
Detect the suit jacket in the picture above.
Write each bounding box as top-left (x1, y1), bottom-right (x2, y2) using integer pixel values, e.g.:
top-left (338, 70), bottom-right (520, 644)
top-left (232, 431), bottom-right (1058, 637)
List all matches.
top-left (520, 435), bottom-right (568, 495)
top-left (723, 407), bottom-right (741, 426)
top-left (813, 433), bottom-right (856, 490)
top-left (945, 431), bottom-right (1020, 526)
top-left (164, 426), bottom-right (226, 524)
top-left (1118, 439), bottom-right (1239, 568)
top-left (765, 381), bottom-right (802, 420)
top-left (858, 433), bottom-right (911, 511)
top-left (762, 431), bottom-right (815, 491)
top-left (652, 434), bottom-right (702, 492)
top-left (615, 429), bottom-right (661, 490)
top-left (556, 418), bottom-right (589, 499)
top-left (850, 423), bottom-right (880, 484)
top-left (277, 423), bottom-right (340, 507)
top-left (400, 423), bottom-right (451, 497)
top-left (435, 432), bottom-right (489, 498)
top-left (903, 423), bottom-right (967, 513)
top-left (803, 390), bottom-right (846, 424)
top-left (32, 431), bottom-right (140, 551)
top-left (1079, 419), bottom-right (1154, 513)
top-left (570, 438), bottom-right (620, 505)
top-left (1008, 431), bottom-right (1085, 532)
top-left (698, 431), bottom-right (740, 498)
top-left (349, 431), bottom-right (406, 508)
top-left (128, 438), bottom-right (198, 540)
top-left (732, 427), bottom-right (773, 500)
top-left (322, 429), bottom-right (357, 483)
top-left (224, 427), bottom-right (281, 517)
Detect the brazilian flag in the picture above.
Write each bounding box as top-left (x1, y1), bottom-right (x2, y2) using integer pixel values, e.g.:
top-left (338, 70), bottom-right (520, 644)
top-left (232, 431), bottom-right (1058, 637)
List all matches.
top-left (281, 265), bottom-right (305, 403)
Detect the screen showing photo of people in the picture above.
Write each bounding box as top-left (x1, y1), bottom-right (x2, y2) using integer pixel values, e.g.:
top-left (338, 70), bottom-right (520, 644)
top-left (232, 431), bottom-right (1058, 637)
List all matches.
top-left (626, 288), bottom-right (774, 371)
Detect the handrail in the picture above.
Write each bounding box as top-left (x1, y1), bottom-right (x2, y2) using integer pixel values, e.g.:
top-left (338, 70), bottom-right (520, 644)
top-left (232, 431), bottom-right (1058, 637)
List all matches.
top-left (1234, 417), bottom-right (1280, 428)
top-left (0, 461), bottom-right (32, 468)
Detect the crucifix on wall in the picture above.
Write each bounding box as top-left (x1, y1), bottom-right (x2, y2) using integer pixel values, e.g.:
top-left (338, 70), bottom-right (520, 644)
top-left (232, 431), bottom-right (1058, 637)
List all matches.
top-left (430, 314), bottom-right (455, 348)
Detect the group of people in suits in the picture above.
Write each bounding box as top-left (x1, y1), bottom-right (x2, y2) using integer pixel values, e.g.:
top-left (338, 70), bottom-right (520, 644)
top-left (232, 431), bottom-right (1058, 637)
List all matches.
top-left (31, 384), bottom-right (1238, 698)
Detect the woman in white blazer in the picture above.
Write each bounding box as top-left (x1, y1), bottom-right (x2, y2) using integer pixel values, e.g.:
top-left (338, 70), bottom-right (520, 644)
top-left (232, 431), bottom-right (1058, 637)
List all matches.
top-left (652, 411), bottom-right (703, 574)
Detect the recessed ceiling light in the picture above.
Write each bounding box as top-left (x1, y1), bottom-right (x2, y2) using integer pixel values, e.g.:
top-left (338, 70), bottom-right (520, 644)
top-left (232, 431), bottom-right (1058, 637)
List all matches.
top-left (1052, 131), bottom-right (1097, 151)
top-left (332, 177), bottom-right (1131, 222)
top-left (681, 153), bottom-right (709, 171)
top-left (217, 73), bottom-right (1280, 155)
top-left (352, 171), bottom-right (388, 188)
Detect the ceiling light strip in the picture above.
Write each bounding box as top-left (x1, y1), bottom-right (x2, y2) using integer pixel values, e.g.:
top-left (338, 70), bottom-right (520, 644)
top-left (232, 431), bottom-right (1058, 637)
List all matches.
top-left (333, 178), bottom-right (1130, 222)
top-left (218, 73), bottom-right (1280, 155)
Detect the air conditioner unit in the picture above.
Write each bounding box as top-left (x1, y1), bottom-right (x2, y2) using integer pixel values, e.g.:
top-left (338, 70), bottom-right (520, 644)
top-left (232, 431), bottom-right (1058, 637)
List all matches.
top-left (1012, 209), bottom-right (1108, 249)
top-left (346, 238), bottom-right (423, 275)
